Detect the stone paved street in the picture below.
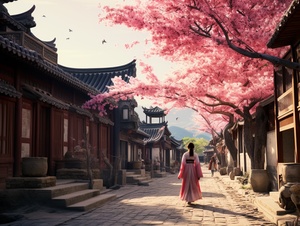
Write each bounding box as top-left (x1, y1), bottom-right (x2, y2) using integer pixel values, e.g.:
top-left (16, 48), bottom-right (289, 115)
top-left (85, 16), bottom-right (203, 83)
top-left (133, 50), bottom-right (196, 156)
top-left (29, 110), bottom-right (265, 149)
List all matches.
top-left (3, 165), bottom-right (276, 226)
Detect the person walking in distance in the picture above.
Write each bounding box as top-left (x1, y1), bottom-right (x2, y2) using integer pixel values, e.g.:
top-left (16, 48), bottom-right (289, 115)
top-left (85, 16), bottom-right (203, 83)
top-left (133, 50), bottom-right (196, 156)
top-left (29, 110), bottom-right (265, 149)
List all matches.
top-left (178, 143), bottom-right (203, 205)
top-left (208, 153), bottom-right (218, 177)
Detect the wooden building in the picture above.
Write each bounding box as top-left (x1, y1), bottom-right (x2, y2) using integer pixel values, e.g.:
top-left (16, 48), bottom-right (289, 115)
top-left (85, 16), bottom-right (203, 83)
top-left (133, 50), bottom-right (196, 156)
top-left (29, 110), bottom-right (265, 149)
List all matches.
top-left (61, 65), bottom-right (150, 172)
top-left (139, 106), bottom-right (177, 172)
top-left (117, 99), bottom-right (150, 169)
top-left (0, 1), bottom-right (138, 188)
top-left (266, 0), bottom-right (300, 188)
top-left (231, 0), bottom-right (300, 191)
top-left (60, 62), bottom-right (142, 171)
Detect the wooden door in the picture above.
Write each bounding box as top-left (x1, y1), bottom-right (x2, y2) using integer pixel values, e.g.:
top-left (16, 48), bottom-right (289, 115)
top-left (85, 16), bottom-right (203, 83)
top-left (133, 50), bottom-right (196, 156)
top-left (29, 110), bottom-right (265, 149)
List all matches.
top-left (37, 106), bottom-right (50, 158)
top-left (0, 98), bottom-right (15, 188)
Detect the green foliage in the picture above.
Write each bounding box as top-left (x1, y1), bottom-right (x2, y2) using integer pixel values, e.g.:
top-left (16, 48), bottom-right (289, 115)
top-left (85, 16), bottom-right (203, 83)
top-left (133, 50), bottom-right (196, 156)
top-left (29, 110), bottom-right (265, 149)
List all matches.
top-left (182, 137), bottom-right (209, 155)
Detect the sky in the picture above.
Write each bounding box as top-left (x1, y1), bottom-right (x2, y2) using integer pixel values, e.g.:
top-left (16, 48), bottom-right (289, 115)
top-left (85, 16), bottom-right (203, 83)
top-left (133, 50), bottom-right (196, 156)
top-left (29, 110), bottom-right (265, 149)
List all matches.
top-left (5, 0), bottom-right (204, 136)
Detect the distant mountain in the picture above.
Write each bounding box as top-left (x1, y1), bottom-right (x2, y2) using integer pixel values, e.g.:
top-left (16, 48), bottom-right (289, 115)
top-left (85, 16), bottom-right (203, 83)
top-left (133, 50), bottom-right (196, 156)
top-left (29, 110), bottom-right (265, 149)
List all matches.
top-left (168, 126), bottom-right (212, 141)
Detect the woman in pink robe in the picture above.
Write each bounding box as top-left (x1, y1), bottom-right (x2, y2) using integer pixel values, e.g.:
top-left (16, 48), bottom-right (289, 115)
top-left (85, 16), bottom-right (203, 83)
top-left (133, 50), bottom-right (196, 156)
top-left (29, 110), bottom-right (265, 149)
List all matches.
top-left (178, 143), bottom-right (203, 204)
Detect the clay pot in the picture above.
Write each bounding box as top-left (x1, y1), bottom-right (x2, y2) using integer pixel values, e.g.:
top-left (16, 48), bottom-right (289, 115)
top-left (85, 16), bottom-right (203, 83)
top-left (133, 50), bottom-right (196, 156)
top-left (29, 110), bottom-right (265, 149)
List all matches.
top-left (227, 166), bottom-right (233, 175)
top-left (282, 163), bottom-right (300, 184)
top-left (219, 167), bottom-right (227, 175)
top-left (132, 161), bottom-right (142, 169)
top-left (22, 157), bottom-right (48, 177)
top-left (250, 169), bottom-right (269, 192)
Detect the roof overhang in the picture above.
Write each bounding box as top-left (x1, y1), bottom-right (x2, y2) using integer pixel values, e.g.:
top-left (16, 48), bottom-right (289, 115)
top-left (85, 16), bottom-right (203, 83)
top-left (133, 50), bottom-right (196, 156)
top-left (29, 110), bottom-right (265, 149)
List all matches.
top-left (0, 79), bottom-right (21, 98)
top-left (69, 104), bottom-right (93, 119)
top-left (267, 0), bottom-right (300, 48)
top-left (23, 85), bottom-right (69, 110)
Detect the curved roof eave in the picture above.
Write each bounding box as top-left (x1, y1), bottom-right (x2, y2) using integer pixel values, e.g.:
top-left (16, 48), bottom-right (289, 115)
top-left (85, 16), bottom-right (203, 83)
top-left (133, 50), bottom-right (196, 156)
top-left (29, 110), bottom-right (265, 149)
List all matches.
top-left (59, 60), bottom-right (136, 75)
top-left (141, 124), bottom-right (167, 144)
top-left (142, 106), bottom-right (166, 116)
top-left (0, 35), bottom-right (98, 95)
top-left (10, 5), bottom-right (36, 29)
top-left (59, 60), bottom-right (137, 93)
top-left (267, 0), bottom-right (300, 48)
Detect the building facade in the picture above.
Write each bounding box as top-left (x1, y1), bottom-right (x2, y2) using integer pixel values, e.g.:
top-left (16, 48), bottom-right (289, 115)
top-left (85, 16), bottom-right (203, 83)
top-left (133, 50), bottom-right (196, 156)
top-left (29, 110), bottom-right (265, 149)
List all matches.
top-left (0, 1), bottom-right (138, 188)
top-left (267, 0), bottom-right (300, 189)
top-left (139, 106), bottom-right (177, 172)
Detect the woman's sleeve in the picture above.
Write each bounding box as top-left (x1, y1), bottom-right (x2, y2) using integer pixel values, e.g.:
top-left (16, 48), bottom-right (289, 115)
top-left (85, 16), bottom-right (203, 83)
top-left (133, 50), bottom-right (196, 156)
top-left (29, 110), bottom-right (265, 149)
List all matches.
top-left (177, 154), bottom-right (185, 179)
top-left (195, 154), bottom-right (203, 178)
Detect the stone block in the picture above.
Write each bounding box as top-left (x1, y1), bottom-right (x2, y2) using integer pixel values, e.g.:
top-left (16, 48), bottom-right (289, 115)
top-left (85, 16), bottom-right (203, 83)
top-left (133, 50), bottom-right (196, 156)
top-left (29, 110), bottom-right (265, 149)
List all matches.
top-left (92, 179), bottom-right (103, 190)
top-left (6, 176), bottom-right (56, 189)
top-left (56, 168), bottom-right (100, 180)
top-left (117, 170), bottom-right (126, 185)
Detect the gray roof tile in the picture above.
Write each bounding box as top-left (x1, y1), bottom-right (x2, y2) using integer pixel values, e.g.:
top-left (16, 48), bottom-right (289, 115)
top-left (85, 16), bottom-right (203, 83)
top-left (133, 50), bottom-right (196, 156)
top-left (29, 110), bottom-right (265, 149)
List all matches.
top-left (59, 60), bottom-right (136, 93)
top-left (0, 79), bottom-right (22, 98)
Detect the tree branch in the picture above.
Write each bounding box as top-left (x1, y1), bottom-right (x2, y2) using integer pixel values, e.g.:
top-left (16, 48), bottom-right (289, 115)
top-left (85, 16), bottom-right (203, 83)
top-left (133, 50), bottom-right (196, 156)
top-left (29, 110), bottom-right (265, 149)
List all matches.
top-left (211, 14), bottom-right (300, 71)
top-left (205, 94), bottom-right (239, 109)
top-left (189, 22), bottom-right (212, 38)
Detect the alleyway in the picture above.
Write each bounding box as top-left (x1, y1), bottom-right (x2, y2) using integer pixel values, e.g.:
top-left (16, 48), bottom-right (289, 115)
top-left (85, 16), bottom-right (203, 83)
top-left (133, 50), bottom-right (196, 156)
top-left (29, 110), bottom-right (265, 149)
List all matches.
top-left (3, 165), bottom-right (276, 226)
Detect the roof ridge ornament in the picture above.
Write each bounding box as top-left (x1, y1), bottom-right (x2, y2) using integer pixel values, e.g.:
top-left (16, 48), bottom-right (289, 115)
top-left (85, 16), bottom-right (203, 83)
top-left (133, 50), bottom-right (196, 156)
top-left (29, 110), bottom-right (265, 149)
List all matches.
top-left (11, 5), bottom-right (36, 30)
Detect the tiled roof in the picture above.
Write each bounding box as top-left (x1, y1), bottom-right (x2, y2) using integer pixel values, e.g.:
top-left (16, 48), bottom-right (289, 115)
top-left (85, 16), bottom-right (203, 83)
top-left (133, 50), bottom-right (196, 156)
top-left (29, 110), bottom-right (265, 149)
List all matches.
top-left (41, 61), bottom-right (98, 95)
top-left (69, 104), bottom-right (114, 125)
top-left (0, 2), bottom-right (131, 126)
top-left (0, 79), bottom-right (22, 98)
top-left (1, 4), bottom-right (57, 51)
top-left (142, 106), bottom-right (166, 116)
top-left (59, 60), bottom-right (136, 93)
top-left (0, 35), bottom-right (99, 95)
top-left (170, 136), bottom-right (183, 147)
top-left (0, 34), bottom-right (40, 60)
top-left (267, 0), bottom-right (300, 48)
top-left (136, 128), bottom-right (150, 138)
top-left (22, 85), bottom-right (69, 110)
top-left (139, 122), bottom-right (168, 144)
top-left (95, 115), bottom-right (114, 126)
top-left (69, 104), bottom-right (93, 119)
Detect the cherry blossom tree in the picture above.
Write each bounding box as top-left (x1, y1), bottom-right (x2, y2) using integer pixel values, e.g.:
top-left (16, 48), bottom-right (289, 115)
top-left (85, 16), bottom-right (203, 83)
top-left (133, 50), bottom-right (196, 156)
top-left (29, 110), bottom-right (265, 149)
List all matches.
top-left (86, 0), bottom-right (298, 169)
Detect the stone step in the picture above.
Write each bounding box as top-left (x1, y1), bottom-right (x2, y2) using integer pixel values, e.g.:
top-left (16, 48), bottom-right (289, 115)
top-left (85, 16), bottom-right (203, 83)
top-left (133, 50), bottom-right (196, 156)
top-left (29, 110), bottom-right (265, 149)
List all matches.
top-left (67, 193), bottom-right (116, 211)
top-left (153, 171), bottom-right (167, 178)
top-left (43, 182), bottom-right (89, 198)
top-left (126, 169), bottom-right (147, 176)
top-left (254, 196), bottom-right (297, 224)
top-left (125, 171), bottom-right (139, 176)
top-left (126, 174), bottom-right (152, 184)
top-left (56, 179), bottom-right (77, 185)
top-left (269, 191), bottom-right (279, 202)
top-left (30, 182), bottom-right (89, 200)
top-left (52, 189), bottom-right (100, 207)
top-left (136, 179), bottom-right (152, 186)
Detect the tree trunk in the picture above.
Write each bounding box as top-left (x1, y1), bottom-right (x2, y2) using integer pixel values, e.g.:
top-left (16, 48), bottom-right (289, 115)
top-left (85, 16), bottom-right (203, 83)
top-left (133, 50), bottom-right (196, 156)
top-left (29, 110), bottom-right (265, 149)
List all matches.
top-left (219, 148), bottom-right (227, 167)
top-left (253, 106), bottom-right (268, 169)
top-left (223, 121), bottom-right (238, 167)
top-left (243, 108), bottom-right (255, 169)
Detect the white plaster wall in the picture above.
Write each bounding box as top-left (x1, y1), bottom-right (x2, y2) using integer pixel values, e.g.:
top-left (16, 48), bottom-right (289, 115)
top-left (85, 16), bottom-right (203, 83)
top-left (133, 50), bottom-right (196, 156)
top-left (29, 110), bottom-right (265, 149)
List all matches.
top-left (239, 151), bottom-right (251, 173)
top-left (128, 143), bottom-right (131, 161)
top-left (152, 147), bottom-right (160, 161)
top-left (266, 130), bottom-right (276, 167)
top-left (266, 130), bottom-right (278, 190)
